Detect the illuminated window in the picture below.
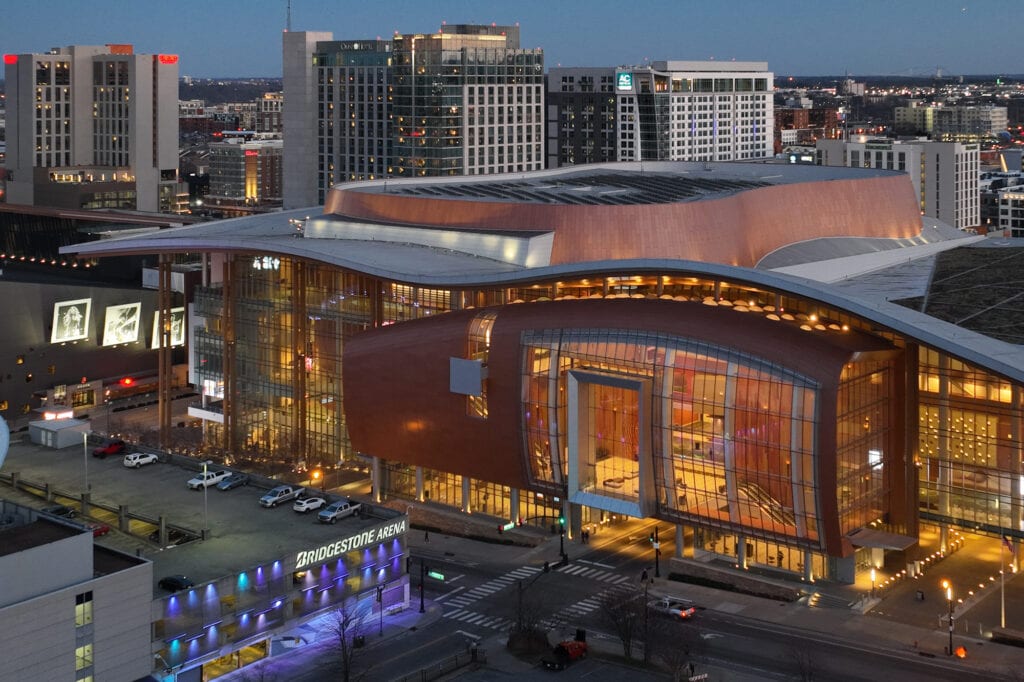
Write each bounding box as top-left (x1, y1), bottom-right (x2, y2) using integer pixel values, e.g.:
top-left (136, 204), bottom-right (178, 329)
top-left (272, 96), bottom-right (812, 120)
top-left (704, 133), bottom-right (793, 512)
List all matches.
top-left (75, 591), bottom-right (93, 626)
top-left (75, 643), bottom-right (93, 670)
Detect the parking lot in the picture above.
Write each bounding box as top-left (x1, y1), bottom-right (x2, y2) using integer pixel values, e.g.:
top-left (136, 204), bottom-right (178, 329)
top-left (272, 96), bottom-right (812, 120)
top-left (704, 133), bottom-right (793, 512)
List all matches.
top-left (0, 434), bottom-right (383, 592)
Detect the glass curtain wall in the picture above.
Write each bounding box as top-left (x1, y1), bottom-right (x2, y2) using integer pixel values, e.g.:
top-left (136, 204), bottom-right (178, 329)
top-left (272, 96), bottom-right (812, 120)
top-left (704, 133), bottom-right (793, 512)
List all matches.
top-left (918, 347), bottom-right (1024, 537)
top-left (521, 329), bottom-right (822, 549)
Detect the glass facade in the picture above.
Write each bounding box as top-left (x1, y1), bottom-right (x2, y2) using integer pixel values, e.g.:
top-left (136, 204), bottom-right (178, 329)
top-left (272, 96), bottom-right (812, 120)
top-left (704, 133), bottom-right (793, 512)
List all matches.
top-left (521, 328), bottom-right (822, 550)
top-left (187, 253), bottom-right (1024, 581)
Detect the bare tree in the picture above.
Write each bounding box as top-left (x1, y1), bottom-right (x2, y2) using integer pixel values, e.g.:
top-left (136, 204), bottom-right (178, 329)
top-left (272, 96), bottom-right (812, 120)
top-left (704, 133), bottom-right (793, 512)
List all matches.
top-left (596, 584), bottom-right (647, 659)
top-left (328, 599), bottom-right (372, 682)
top-left (790, 643), bottom-right (816, 681)
top-left (649, 617), bottom-right (704, 681)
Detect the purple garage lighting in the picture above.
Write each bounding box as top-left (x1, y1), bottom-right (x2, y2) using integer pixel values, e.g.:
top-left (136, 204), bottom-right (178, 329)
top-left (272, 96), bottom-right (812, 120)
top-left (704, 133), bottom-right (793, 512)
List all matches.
top-left (166, 595), bottom-right (180, 617)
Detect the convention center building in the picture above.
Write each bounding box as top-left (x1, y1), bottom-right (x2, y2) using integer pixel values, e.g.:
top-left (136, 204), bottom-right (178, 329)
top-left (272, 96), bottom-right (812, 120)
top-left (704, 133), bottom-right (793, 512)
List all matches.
top-left (65, 162), bottom-right (1024, 585)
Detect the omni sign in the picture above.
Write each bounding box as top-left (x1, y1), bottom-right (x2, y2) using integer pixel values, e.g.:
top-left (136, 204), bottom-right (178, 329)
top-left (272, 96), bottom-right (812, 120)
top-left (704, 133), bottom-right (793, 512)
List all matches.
top-left (295, 518), bottom-right (408, 569)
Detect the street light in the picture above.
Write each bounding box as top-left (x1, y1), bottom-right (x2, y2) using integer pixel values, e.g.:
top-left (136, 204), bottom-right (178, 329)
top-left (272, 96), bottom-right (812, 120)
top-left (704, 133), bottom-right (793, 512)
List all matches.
top-left (82, 432), bottom-right (89, 492)
top-left (942, 579), bottom-right (954, 655)
top-left (202, 460), bottom-right (212, 538)
top-left (375, 583), bottom-right (386, 636)
top-left (870, 567), bottom-right (876, 598)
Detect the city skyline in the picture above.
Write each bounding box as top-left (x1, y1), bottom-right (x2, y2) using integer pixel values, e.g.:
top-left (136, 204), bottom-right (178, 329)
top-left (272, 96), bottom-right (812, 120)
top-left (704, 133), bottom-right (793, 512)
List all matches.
top-left (2, 0), bottom-right (1023, 79)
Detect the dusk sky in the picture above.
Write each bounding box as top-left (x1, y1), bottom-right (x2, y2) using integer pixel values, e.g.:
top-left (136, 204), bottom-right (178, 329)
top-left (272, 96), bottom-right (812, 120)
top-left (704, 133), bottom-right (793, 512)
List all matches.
top-left (2, 0), bottom-right (1021, 79)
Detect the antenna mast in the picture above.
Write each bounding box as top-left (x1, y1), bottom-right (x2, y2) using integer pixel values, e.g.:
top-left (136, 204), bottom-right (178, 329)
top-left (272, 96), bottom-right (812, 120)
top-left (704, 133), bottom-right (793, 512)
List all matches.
top-left (286, 0), bottom-right (292, 32)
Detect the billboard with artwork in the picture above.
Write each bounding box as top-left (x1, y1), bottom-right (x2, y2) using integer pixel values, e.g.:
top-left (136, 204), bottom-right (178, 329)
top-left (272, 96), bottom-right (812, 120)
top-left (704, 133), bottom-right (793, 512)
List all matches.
top-left (50, 298), bottom-right (92, 343)
top-left (102, 302), bottom-right (143, 346)
top-left (151, 307), bottom-right (186, 348)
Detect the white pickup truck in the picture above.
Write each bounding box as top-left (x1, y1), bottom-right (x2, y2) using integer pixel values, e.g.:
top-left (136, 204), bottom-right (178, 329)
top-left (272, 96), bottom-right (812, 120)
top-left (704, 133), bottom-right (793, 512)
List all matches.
top-left (187, 470), bottom-right (230, 490)
top-left (260, 485), bottom-right (305, 508)
top-left (318, 499), bottom-right (362, 523)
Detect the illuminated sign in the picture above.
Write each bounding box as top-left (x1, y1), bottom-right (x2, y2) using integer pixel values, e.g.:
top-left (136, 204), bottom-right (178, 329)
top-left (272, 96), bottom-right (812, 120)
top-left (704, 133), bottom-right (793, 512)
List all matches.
top-left (102, 302), bottom-right (142, 346)
top-left (295, 518), bottom-right (408, 569)
top-left (51, 298), bottom-right (92, 343)
top-left (151, 307), bottom-right (186, 348)
top-left (252, 256), bottom-right (280, 271)
top-left (158, 54), bottom-right (179, 65)
top-left (244, 150), bottom-right (258, 157)
top-left (616, 72), bottom-right (634, 90)
top-left (3, 55), bottom-right (17, 65)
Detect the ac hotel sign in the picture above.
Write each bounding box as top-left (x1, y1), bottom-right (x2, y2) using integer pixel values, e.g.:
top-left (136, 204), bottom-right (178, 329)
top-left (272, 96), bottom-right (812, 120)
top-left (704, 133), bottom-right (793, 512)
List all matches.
top-left (295, 516), bottom-right (408, 569)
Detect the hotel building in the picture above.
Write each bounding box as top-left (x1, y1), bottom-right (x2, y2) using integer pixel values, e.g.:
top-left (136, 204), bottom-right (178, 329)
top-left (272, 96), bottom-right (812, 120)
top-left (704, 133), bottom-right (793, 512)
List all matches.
top-left (3, 44), bottom-right (179, 213)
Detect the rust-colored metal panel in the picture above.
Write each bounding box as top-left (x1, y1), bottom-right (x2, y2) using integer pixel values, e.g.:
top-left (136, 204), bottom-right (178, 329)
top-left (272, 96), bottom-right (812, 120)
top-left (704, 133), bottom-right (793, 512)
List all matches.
top-left (324, 175), bottom-right (921, 268)
top-left (343, 299), bottom-right (886, 503)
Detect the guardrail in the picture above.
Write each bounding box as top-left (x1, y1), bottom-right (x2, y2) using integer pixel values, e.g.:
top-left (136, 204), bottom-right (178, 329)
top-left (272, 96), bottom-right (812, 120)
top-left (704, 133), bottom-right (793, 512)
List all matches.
top-left (0, 470), bottom-right (201, 543)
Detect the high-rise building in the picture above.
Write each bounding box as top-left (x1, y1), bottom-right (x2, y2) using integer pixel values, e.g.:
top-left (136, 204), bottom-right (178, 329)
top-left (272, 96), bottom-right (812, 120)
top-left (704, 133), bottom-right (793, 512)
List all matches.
top-left (206, 133), bottom-right (284, 216)
top-left (3, 44), bottom-right (179, 212)
top-left (282, 25), bottom-right (544, 207)
top-left (283, 30), bottom-right (332, 209)
top-left (257, 91), bottom-right (284, 133)
top-left (392, 24), bottom-right (544, 178)
top-left (313, 39), bottom-right (392, 200)
top-left (547, 61), bottom-right (773, 167)
top-left (816, 138), bottom-right (980, 231)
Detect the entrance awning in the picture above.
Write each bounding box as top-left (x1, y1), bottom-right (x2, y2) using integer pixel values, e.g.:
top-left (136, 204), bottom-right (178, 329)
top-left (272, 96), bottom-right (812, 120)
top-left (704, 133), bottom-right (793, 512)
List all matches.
top-left (846, 528), bottom-right (917, 551)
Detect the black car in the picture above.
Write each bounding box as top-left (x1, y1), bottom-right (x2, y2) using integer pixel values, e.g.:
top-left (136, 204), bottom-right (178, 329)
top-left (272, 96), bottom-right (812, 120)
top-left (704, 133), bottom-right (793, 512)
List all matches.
top-left (41, 504), bottom-right (77, 518)
top-left (158, 575), bottom-right (195, 592)
top-left (216, 472), bottom-right (249, 490)
top-left (92, 439), bottom-right (127, 458)
top-left (148, 528), bottom-right (192, 546)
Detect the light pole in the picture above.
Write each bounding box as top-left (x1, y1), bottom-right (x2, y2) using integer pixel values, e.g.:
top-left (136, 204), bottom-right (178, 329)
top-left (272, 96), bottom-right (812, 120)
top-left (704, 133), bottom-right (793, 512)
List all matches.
top-left (942, 579), bottom-right (953, 655)
top-left (376, 583), bottom-right (386, 636)
top-left (82, 432), bottom-right (89, 492)
top-left (202, 460), bottom-right (212, 537)
top-left (870, 567), bottom-right (876, 598)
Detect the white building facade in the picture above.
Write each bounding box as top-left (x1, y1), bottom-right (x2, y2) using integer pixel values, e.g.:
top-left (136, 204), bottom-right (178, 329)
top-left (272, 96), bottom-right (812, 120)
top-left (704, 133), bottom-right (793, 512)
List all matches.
top-left (816, 138), bottom-right (980, 231)
top-left (3, 44), bottom-right (179, 212)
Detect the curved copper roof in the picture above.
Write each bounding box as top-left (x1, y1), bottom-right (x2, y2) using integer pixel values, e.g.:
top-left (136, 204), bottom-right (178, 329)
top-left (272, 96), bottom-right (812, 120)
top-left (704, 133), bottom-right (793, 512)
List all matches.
top-left (323, 162), bottom-right (924, 268)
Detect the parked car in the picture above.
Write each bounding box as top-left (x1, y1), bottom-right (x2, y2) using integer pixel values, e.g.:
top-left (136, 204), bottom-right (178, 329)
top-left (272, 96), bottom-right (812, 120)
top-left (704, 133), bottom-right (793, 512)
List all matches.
top-left (259, 485), bottom-right (304, 508)
top-left (148, 528), bottom-right (191, 546)
top-left (318, 499), bottom-right (361, 524)
top-left (92, 438), bottom-right (126, 458)
top-left (187, 470), bottom-right (230, 490)
top-left (158, 575), bottom-right (195, 592)
top-left (649, 596), bottom-right (697, 620)
top-left (216, 472), bottom-right (249, 490)
top-left (41, 504), bottom-right (76, 519)
top-left (293, 496), bottom-right (326, 513)
top-left (123, 452), bottom-right (159, 468)
top-left (82, 521), bottom-right (111, 537)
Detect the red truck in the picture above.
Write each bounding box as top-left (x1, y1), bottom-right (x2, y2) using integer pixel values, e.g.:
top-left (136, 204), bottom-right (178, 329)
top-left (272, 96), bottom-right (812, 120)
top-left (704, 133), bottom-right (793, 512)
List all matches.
top-left (542, 639), bottom-right (588, 671)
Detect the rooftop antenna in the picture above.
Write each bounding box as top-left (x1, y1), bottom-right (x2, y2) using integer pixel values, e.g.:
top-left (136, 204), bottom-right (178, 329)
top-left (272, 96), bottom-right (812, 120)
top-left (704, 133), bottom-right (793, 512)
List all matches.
top-left (286, 0), bottom-right (291, 32)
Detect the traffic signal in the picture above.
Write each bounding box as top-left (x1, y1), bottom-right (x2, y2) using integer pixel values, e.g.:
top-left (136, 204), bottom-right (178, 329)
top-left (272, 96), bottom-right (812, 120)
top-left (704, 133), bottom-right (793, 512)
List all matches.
top-left (558, 515), bottom-right (566, 527)
top-left (649, 532), bottom-right (655, 544)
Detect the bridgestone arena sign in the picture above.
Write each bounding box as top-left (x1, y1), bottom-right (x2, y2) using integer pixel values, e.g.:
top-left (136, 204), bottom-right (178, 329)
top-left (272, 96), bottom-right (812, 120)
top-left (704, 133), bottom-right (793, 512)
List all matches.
top-left (295, 518), bottom-right (408, 570)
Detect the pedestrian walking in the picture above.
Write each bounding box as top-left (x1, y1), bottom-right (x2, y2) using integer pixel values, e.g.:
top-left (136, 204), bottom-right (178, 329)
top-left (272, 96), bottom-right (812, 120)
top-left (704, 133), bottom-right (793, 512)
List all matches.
top-left (424, 530), bottom-right (429, 542)
top-left (641, 568), bottom-right (648, 582)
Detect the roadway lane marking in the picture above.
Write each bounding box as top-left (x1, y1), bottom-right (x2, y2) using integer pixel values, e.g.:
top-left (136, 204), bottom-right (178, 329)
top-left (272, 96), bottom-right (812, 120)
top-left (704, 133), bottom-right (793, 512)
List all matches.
top-left (433, 585), bottom-right (464, 602)
top-left (578, 559), bottom-right (616, 569)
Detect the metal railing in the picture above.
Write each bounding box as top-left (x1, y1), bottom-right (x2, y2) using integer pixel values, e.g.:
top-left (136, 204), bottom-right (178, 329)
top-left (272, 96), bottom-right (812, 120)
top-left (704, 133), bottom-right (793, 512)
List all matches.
top-left (392, 648), bottom-right (487, 682)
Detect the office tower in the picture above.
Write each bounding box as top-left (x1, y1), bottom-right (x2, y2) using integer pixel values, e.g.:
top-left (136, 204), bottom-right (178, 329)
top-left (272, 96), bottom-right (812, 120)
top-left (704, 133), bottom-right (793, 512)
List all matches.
top-left (391, 24), bottom-right (544, 178)
top-left (3, 44), bottom-right (178, 212)
top-left (816, 138), bottom-right (980, 231)
top-left (547, 61), bottom-right (773, 166)
top-left (283, 25), bottom-right (544, 207)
